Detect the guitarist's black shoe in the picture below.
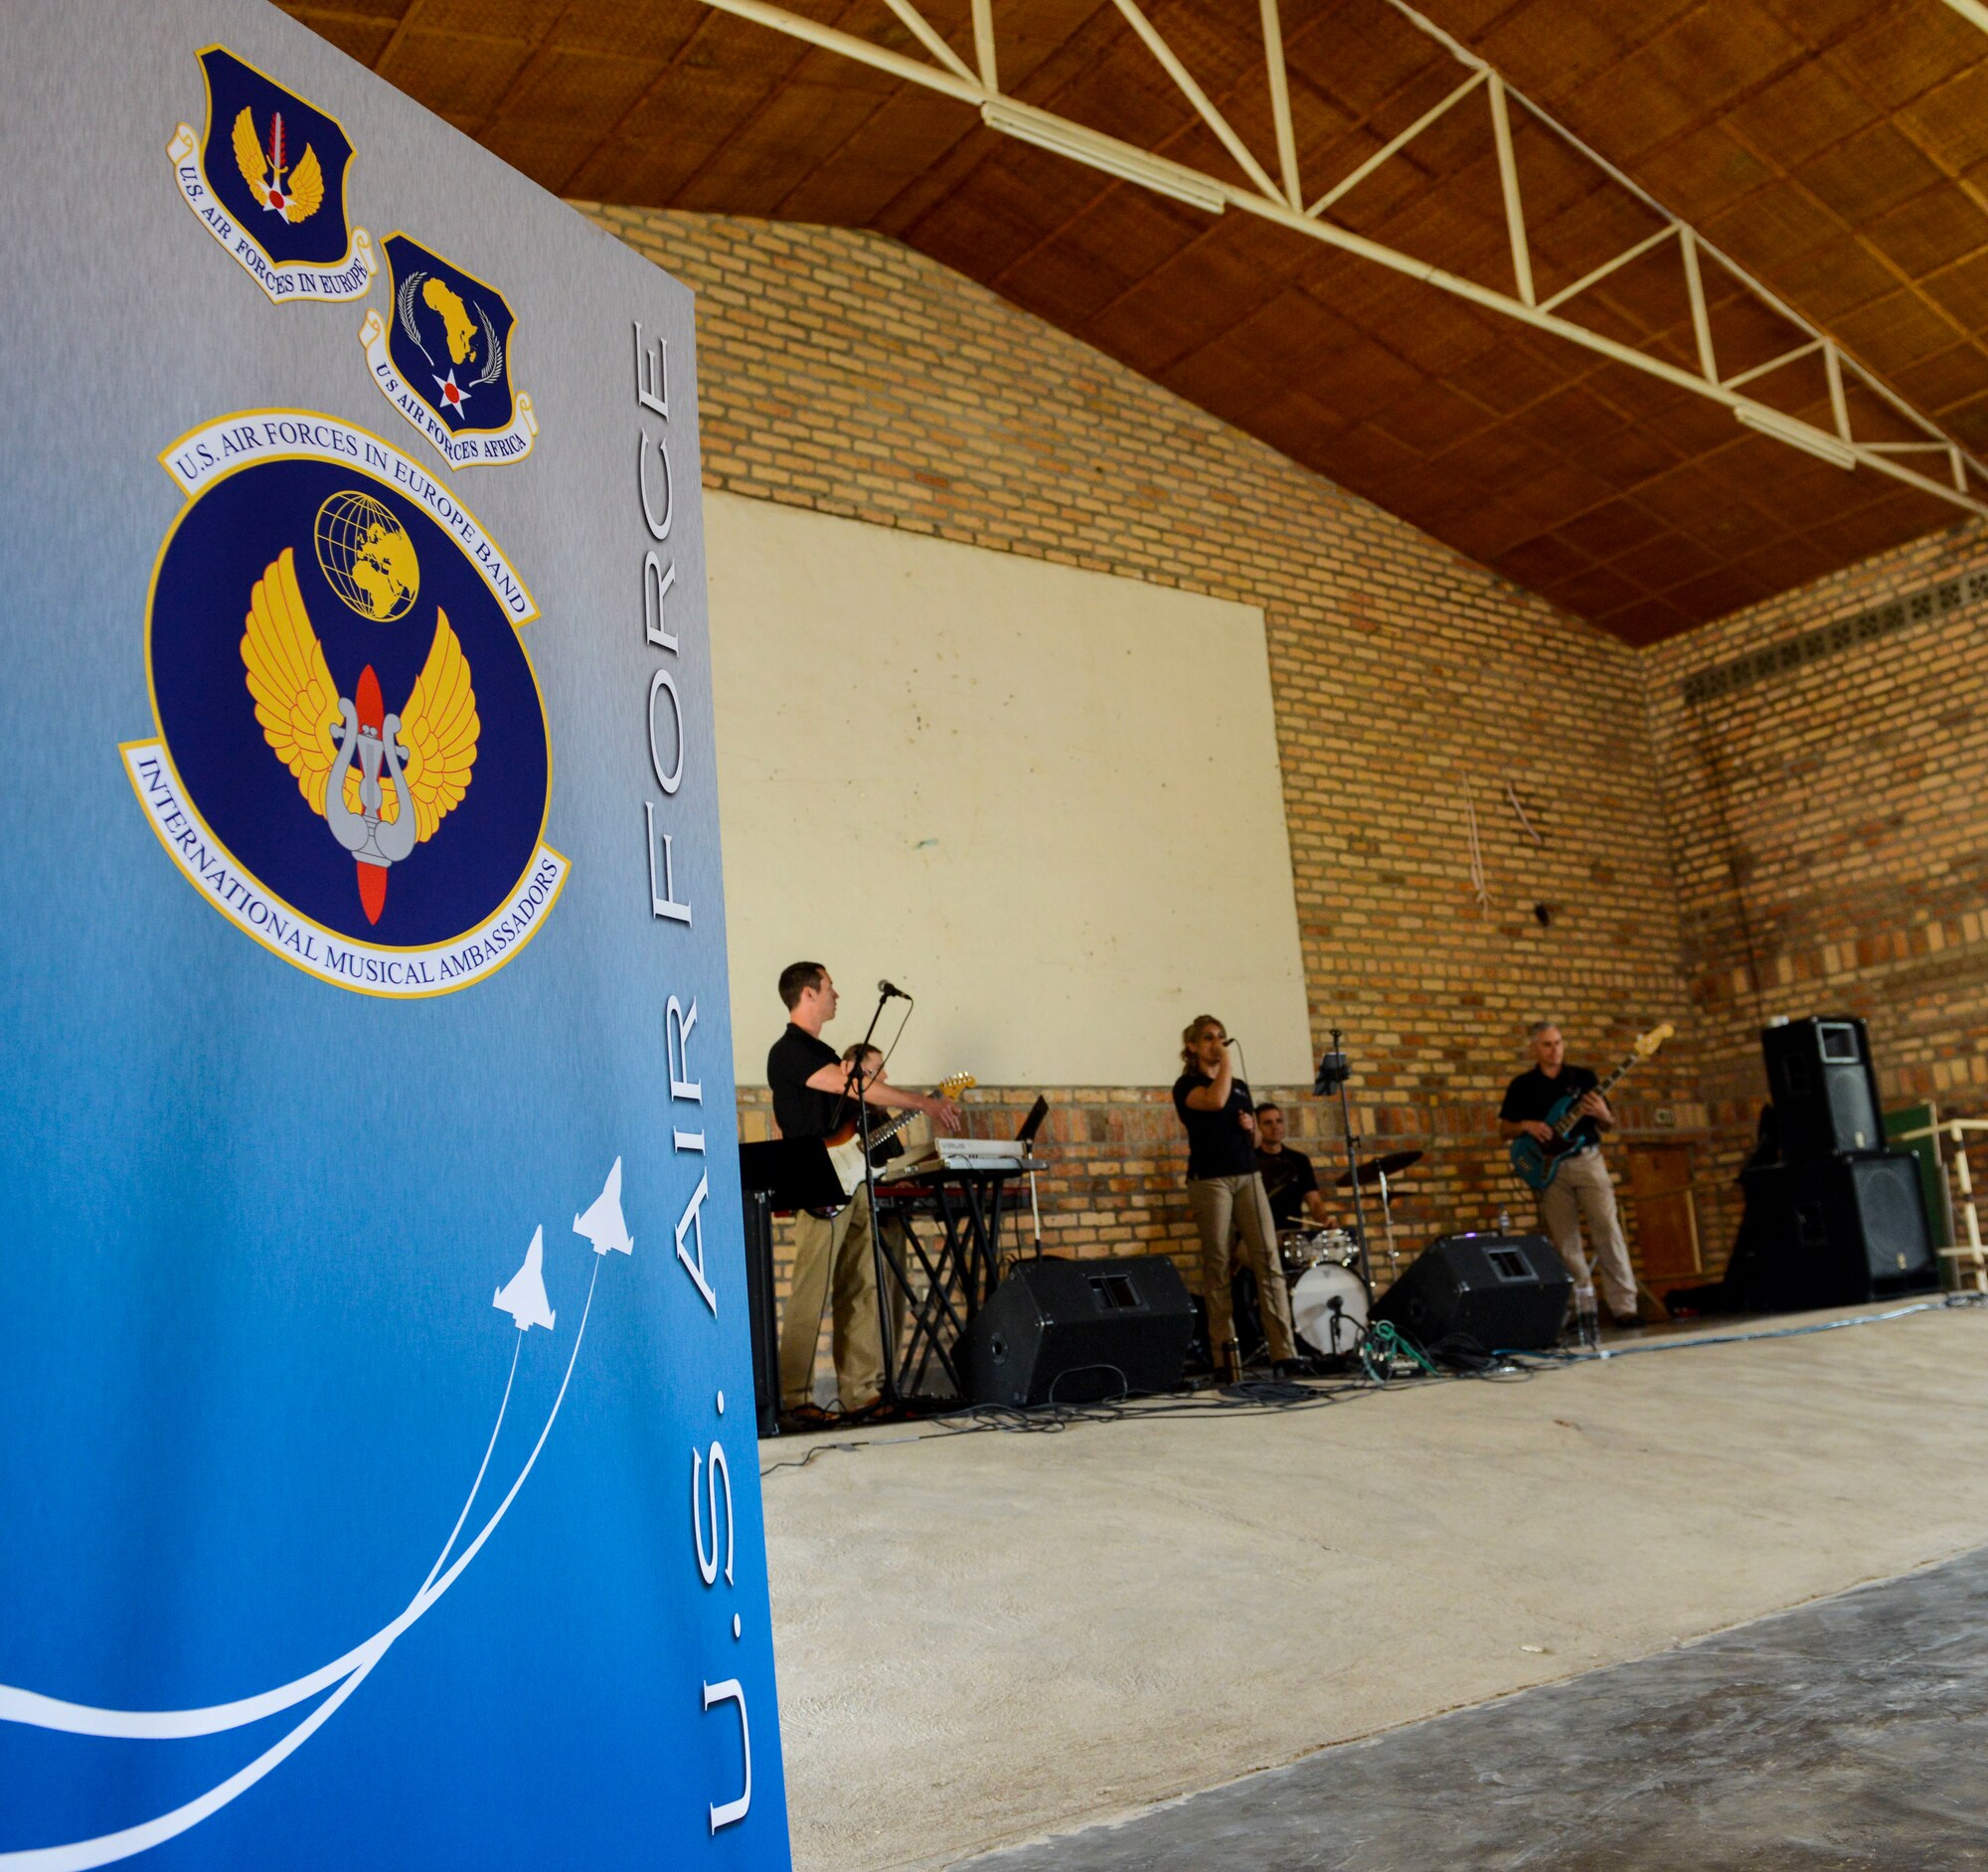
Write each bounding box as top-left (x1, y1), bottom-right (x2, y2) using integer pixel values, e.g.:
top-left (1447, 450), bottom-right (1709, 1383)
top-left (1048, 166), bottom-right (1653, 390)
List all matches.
top-left (777, 1402), bottom-right (839, 1434)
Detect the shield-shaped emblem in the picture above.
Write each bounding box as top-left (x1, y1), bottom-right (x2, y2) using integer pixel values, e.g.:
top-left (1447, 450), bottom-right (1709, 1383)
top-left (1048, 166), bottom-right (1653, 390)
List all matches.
top-left (166, 47), bottom-right (375, 302)
top-left (358, 235), bottom-right (539, 469)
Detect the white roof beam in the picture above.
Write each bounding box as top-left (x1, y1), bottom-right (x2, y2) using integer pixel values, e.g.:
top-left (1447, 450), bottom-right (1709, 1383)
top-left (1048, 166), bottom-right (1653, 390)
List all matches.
top-left (692, 0), bottom-right (1988, 524)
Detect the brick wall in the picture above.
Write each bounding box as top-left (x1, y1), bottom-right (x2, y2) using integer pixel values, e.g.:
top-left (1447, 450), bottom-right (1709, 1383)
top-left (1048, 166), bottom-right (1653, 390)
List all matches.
top-left (581, 204), bottom-right (1708, 1317)
top-left (1644, 517), bottom-right (1988, 1265)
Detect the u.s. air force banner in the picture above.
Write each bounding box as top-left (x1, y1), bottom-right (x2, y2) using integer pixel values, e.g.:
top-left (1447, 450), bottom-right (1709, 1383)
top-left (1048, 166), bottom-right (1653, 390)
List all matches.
top-left (0, 4), bottom-right (788, 1868)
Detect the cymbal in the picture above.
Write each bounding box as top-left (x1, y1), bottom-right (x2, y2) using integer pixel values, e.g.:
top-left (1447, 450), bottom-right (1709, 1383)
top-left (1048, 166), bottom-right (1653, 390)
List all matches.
top-left (1336, 1148), bottom-right (1422, 1187)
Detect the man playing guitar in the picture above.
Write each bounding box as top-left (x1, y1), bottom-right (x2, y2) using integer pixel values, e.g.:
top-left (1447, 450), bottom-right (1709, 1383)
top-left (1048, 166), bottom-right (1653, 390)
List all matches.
top-left (768, 963), bottom-right (961, 1427)
top-left (1499, 1021), bottom-right (1639, 1331)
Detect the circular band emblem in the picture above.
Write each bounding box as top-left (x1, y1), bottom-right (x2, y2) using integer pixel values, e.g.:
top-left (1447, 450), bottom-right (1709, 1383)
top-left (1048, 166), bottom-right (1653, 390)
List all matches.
top-left (127, 412), bottom-right (565, 995)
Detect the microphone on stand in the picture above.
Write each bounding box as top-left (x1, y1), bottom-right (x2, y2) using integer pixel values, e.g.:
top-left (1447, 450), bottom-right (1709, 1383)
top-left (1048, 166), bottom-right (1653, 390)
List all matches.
top-left (878, 979), bottom-right (911, 1000)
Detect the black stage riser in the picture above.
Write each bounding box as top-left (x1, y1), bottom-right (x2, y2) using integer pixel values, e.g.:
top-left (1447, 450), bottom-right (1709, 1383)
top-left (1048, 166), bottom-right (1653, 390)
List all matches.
top-left (1761, 1016), bottom-right (1887, 1160)
top-left (960, 1256), bottom-right (1192, 1407)
top-left (1370, 1232), bottom-right (1570, 1354)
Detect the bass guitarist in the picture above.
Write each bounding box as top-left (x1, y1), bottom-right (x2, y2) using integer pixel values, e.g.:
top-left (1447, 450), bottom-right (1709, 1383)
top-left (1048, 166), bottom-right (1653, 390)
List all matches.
top-left (1499, 1021), bottom-right (1640, 1332)
top-left (769, 962), bottom-right (962, 1427)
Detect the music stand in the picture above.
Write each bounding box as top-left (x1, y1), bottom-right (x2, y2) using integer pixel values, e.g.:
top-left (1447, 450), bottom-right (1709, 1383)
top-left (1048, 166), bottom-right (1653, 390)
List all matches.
top-left (739, 1137), bottom-right (845, 1437)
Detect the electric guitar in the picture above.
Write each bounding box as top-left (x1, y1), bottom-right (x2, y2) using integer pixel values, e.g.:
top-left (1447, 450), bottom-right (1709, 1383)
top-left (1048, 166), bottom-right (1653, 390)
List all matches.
top-left (1507, 1024), bottom-right (1673, 1193)
top-left (822, 1071), bottom-right (976, 1203)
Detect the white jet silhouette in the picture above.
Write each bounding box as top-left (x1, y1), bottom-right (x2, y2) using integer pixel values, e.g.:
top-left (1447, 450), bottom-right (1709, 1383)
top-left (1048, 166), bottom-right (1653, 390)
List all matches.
top-left (492, 1226), bottom-right (556, 1331)
top-left (573, 1156), bottom-right (633, 1257)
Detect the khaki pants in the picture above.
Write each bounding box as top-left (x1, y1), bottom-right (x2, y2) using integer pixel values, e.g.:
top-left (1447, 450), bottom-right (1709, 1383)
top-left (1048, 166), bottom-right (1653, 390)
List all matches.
top-left (1536, 1148), bottom-right (1638, 1320)
top-left (1188, 1174), bottom-right (1296, 1364)
top-left (779, 1185), bottom-right (886, 1411)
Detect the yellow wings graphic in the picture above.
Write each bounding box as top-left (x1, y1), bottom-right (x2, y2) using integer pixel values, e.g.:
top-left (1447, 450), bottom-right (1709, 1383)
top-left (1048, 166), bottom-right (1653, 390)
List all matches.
top-left (230, 106), bottom-right (325, 224)
top-left (377, 601), bottom-right (479, 841)
top-left (243, 548), bottom-right (340, 816)
top-left (242, 548), bottom-right (478, 840)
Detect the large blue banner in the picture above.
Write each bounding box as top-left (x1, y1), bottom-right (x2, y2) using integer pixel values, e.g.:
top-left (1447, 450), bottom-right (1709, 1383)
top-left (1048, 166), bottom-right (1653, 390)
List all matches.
top-left (0, 5), bottom-right (788, 1865)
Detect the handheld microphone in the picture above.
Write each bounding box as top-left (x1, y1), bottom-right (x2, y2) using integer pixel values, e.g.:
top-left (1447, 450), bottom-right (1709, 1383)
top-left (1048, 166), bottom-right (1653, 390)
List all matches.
top-left (878, 979), bottom-right (910, 1000)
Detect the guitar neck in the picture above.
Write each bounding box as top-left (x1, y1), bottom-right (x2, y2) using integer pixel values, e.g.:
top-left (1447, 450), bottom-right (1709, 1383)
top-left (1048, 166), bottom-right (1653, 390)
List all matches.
top-left (858, 1107), bottom-right (917, 1147)
top-left (1555, 1049), bottom-right (1642, 1135)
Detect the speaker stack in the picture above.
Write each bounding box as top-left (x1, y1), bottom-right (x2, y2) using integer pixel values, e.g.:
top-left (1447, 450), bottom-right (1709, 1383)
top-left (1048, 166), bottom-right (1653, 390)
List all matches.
top-left (1741, 1017), bottom-right (1935, 1308)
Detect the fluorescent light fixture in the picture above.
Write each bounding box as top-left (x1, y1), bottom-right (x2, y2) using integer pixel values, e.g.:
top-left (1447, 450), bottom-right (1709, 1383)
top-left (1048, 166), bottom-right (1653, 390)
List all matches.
top-left (1735, 404), bottom-right (1858, 471)
top-left (980, 99), bottom-right (1228, 215)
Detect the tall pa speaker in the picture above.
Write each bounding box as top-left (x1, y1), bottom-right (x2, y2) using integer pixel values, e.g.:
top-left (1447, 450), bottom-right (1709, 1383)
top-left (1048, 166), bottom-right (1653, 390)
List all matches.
top-left (1761, 1016), bottom-right (1885, 1160)
top-left (960, 1256), bottom-right (1193, 1406)
top-left (1370, 1232), bottom-right (1571, 1354)
top-left (1787, 1151), bottom-right (1936, 1302)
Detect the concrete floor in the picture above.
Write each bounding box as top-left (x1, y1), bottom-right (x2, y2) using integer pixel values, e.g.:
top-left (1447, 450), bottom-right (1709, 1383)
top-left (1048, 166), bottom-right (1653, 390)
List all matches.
top-left (959, 1540), bottom-right (1988, 1870)
top-left (760, 1301), bottom-right (1988, 1872)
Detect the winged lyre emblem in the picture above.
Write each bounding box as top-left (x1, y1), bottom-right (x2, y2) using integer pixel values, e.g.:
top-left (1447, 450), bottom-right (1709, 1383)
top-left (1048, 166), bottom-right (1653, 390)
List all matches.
top-left (231, 104), bottom-right (324, 224)
top-left (242, 549), bottom-right (479, 926)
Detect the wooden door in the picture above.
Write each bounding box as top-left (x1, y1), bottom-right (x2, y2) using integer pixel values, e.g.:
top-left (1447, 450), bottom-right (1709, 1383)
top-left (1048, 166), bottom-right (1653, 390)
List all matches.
top-left (1622, 1141), bottom-right (1702, 1288)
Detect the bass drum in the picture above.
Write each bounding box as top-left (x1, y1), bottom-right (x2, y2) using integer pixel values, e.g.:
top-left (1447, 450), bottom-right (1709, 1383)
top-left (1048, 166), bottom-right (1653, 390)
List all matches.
top-left (1290, 1261), bottom-right (1370, 1359)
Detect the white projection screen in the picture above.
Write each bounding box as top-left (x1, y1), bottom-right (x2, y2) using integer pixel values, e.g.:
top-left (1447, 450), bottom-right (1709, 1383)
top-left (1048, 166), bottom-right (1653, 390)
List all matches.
top-left (705, 492), bottom-right (1312, 1090)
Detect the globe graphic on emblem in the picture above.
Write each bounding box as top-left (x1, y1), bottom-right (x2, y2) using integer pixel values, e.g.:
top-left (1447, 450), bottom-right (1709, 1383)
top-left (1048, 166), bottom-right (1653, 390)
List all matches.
top-left (313, 490), bottom-right (420, 622)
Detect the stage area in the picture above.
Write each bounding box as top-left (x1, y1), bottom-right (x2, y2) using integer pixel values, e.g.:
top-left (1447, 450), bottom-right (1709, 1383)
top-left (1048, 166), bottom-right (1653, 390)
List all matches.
top-left (961, 1537), bottom-right (1988, 1870)
top-left (761, 1301), bottom-right (1988, 1871)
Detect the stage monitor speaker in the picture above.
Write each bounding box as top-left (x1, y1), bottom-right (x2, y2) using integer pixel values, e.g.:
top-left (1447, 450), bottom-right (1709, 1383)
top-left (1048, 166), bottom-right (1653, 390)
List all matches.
top-left (1370, 1232), bottom-right (1571, 1354)
top-left (960, 1256), bottom-right (1193, 1406)
top-left (1761, 1016), bottom-right (1885, 1160)
top-left (1787, 1151), bottom-right (1936, 1303)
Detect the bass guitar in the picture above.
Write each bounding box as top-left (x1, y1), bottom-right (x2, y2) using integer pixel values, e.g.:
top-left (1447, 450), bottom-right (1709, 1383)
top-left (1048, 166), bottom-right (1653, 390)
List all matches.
top-left (1507, 1024), bottom-right (1673, 1193)
top-left (820, 1071), bottom-right (976, 1208)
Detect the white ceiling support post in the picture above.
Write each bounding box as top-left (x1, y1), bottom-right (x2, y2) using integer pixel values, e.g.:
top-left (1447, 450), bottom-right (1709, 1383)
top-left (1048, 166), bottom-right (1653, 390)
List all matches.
top-left (882, 0), bottom-right (977, 85)
top-left (1955, 445), bottom-right (1970, 492)
top-left (1536, 223), bottom-right (1676, 313)
top-left (1845, 351), bottom-right (1978, 461)
top-left (1825, 343), bottom-right (1852, 441)
top-left (1722, 338), bottom-right (1822, 391)
top-left (1259, 0), bottom-right (1303, 210)
top-left (1306, 70), bottom-right (1485, 218)
top-left (700, 0), bottom-right (983, 100)
top-left (1109, 0), bottom-right (1284, 204)
top-left (970, 0), bottom-right (997, 93)
top-left (1679, 226), bottom-right (1718, 384)
top-left (979, 98), bottom-right (1229, 212)
top-left (1939, 0), bottom-right (1988, 35)
top-left (1486, 73), bottom-right (1535, 307)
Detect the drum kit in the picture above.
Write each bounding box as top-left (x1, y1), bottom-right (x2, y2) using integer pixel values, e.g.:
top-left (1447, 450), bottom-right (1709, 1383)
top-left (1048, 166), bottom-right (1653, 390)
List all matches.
top-left (1279, 1147), bottom-right (1422, 1361)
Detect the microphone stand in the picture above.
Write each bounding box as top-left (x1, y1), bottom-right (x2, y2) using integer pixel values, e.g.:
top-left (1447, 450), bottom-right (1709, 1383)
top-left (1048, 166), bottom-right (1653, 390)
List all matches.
top-left (1317, 1028), bottom-right (1375, 1291)
top-left (851, 987), bottom-right (904, 1411)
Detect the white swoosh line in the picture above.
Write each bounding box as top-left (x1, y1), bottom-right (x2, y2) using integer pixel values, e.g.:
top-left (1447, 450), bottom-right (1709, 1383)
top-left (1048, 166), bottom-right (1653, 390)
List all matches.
top-left (0, 1335), bottom-right (525, 1741)
top-left (0, 1266), bottom-right (596, 1870)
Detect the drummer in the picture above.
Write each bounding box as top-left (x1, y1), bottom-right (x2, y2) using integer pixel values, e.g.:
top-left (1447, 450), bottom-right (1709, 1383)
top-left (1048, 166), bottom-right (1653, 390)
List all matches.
top-left (1253, 1102), bottom-right (1334, 1232)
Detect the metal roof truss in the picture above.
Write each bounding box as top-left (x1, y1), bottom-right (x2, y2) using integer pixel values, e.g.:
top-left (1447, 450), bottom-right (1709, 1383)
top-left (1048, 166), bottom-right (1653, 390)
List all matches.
top-left (696, 0), bottom-right (1988, 523)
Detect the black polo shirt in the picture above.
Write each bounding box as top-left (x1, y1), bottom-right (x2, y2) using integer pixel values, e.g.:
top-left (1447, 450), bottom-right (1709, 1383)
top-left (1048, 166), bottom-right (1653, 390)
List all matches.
top-left (1256, 1144), bottom-right (1320, 1228)
top-left (1499, 1063), bottom-right (1602, 1150)
top-left (767, 1024), bottom-right (846, 1140)
top-left (1172, 1070), bottom-right (1257, 1180)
